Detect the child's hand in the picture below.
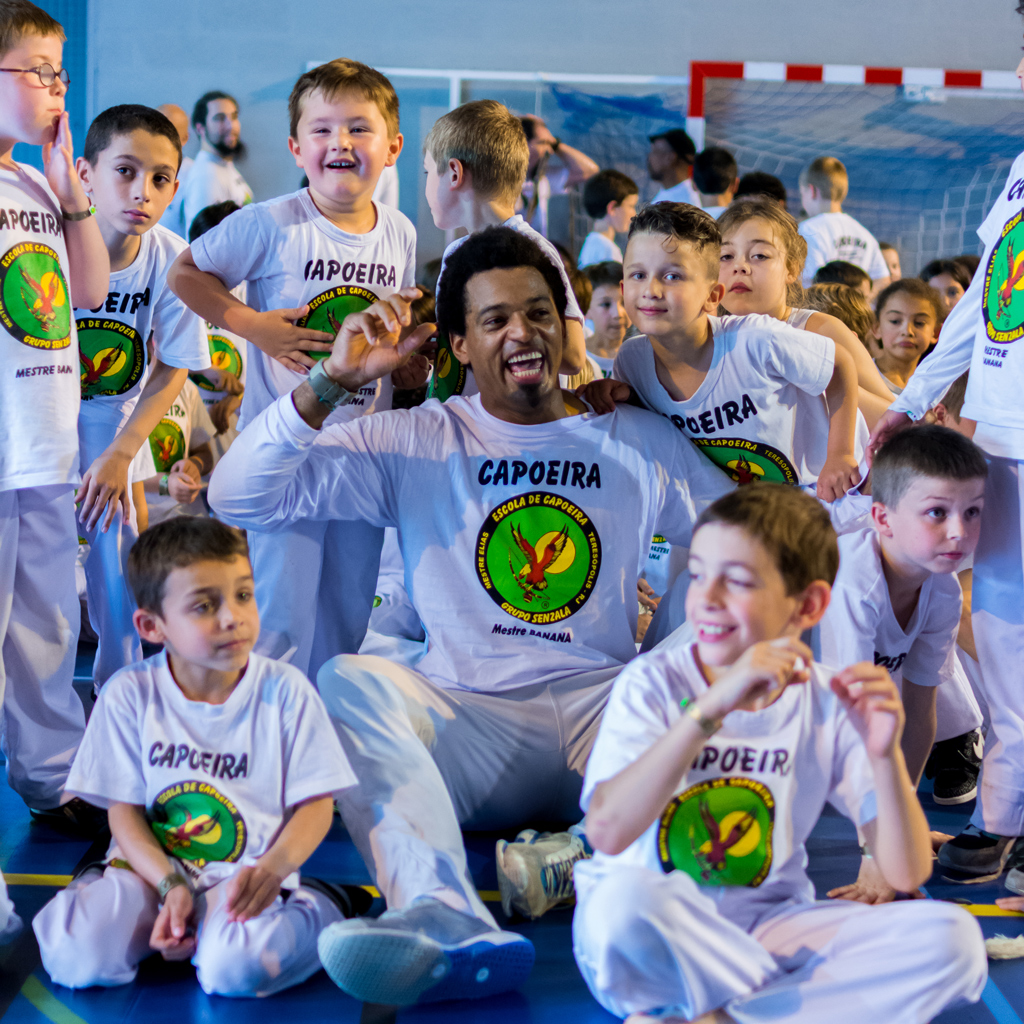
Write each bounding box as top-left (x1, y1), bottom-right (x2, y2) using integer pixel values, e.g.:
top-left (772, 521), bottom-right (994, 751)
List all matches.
top-left (78, 449), bottom-right (132, 532)
top-left (202, 368), bottom-right (244, 395)
top-left (996, 897), bottom-right (1024, 913)
top-left (816, 452), bottom-right (861, 502)
top-left (830, 663), bottom-right (904, 759)
top-left (637, 579), bottom-right (660, 612)
top-left (245, 305), bottom-right (334, 374)
top-left (208, 392), bottom-right (242, 434)
top-left (577, 377), bottom-right (631, 414)
top-left (867, 410), bottom-right (913, 467)
top-left (702, 637), bottom-right (812, 721)
top-left (224, 865), bottom-right (283, 922)
top-left (391, 352), bottom-right (431, 390)
top-left (827, 854), bottom-right (924, 903)
top-left (167, 459), bottom-right (202, 504)
top-left (42, 112), bottom-right (89, 213)
top-left (150, 885), bottom-right (196, 960)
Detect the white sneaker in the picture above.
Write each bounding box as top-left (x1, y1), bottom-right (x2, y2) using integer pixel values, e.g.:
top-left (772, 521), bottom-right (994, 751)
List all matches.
top-left (495, 827), bottom-right (591, 919)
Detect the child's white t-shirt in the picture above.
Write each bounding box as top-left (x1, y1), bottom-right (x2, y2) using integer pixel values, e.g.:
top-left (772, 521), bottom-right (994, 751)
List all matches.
top-left (578, 232), bottom-right (622, 268)
top-left (181, 150), bottom-right (253, 240)
top-left (817, 527), bottom-right (961, 688)
top-left (652, 179), bottom-right (701, 207)
top-left (190, 284), bottom-right (248, 407)
top-left (211, 393), bottom-right (732, 694)
top-left (66, 651), bottom-right (356, 886)
top-left (576, 642), bottom-right (876, 932)
top-left (143, 378), bottom-right (215, 524)
top-left (612, 315), bottom-right (835, 487)
top-left (798, 212), bottom-right (890, 286)
top-left (0, 164), bottom-right (80, 491)
top-left (75, 225), bottom-right (210, 429)
top-left (590, 353), bottom-right (614, 378)
top-left (190, 192), bottom-right (416, 429)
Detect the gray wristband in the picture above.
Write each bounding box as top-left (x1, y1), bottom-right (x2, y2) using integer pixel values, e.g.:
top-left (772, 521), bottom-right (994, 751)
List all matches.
top-left (308, 359), bottom-right (356, 410)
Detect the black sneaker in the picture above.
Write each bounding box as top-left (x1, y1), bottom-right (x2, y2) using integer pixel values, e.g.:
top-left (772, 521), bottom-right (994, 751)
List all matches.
top-left (926, 729), bottom-right (982, 806)
top-left (937, 824), bottom-right (1018, 876)
top-left (30, 797), bottom-right (109, 840)
top-left (300, 877), bottom-right (373, 919)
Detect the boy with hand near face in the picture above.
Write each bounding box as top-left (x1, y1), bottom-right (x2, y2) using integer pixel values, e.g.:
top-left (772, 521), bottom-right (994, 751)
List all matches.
top-left (574, 485), bottom-right (986, 1024)
top-left (33, 517), bottom-right (367, 995)
top-left (0, 0), bottom-right (108, 836)
top-left (168, 59), bottom-right (417, 677)
top-left (75, 104), bottom-right (209, 689)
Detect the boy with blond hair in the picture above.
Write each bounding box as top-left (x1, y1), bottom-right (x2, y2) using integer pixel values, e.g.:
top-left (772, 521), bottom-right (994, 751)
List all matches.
top-left (422, 98), bottom-right (586, 400)
top-left (0, 0), bottom-right (109, 833)
top-left (798, 156), bottom-right (891, 293)
top-left (168, 59), bottom-right (417, 678)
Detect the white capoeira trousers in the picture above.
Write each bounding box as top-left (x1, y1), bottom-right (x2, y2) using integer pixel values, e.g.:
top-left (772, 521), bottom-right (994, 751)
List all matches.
top-left (971, 456), bottom-right (1024, 835)
top-left (33, 862), bottom-right (343, 996)
top-left (78, 415), bottom-right (143, 688)
top-left (249, 518), bottom-right (383, 679)
top-left (317, 654), bottom-right (615, 928)
top-left (0, 485), bottom-right (85, 808)
top-left (573, 865), bottom-right (986, 1022)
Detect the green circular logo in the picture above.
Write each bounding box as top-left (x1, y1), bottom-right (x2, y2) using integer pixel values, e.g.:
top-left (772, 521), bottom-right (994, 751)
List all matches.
top-left (149, 781), bottom-right (247, 868)
top-left (984, 211), bottom-right (1024, 344)
top-left (692, 438), bottom-right (798, 485)
top-left (296, 284), bottom-right (377, 361)
top-left (476, 491), bottom-right (601, 625)
top-left (658, 777), bottom-right (775, 887)
top-left (77, 317), bottom-right (144, 399)
top-left (149, 418), bottom-right (185, 472)
top-left (427, 332), bottom-right (467, 401)
top-left (192, 332), bottom-right (242, 390)
top-left (0, 242), bottom-right (71, 349)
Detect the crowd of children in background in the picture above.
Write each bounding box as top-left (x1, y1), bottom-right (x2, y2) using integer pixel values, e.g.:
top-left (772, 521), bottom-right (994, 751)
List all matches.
top-left (2, 0), bottom-right (1024, 1017)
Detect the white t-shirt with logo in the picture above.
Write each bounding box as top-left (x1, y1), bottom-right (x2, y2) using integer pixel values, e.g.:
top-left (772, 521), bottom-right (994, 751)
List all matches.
top-left (612, 317), bottom-right (835, 488)
top-left (75, 225), bottom-right (209, 431)
top-left (191, 192), bottom-right (416, 429)
top-left (893, 149), bottom-right (1024, 460)
top-left (0, 164), bottom-right (80, 491)
top-left (798, 211), bottom-right (890, 286)
top-left (65, 651), bottom-right (356, 887)
top-left (817, 527), bottom-right (961, 689)
top-left (652, 179), bottom-right (701, 207)
top-left (210, 393), bottom-right (732, 693)
top-left (578, 232), bottom-right (622, 268)
top-left (143, 378), bottom-right (215, 524)
top-left (575, 642), bottom-right (876, 932)
top-left (181, 150), bottom-right (253, 239)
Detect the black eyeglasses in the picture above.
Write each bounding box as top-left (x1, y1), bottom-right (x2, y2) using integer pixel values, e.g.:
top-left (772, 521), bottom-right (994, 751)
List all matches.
top-left (0, 64), bottom-right (70, 87)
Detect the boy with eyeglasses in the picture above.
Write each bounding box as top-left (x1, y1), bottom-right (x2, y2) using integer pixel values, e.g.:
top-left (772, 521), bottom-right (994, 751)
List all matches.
top-left (0, 0), bottom-right (109, 838)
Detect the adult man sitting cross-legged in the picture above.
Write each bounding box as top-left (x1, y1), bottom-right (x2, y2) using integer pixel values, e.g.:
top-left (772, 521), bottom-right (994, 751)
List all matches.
top-left (208, 227), bottom-right (732, 1007)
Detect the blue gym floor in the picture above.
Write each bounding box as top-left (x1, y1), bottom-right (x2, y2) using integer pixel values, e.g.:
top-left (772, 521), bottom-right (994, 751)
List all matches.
top-left (0, 648), bottom-right (1022, 1023)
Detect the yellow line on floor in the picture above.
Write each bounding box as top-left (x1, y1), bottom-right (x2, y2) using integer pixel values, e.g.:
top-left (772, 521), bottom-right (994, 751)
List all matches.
top-left (20, 975), bottom-right (88, 1024)
top-left (965, 904), bottom-right (1024, 917)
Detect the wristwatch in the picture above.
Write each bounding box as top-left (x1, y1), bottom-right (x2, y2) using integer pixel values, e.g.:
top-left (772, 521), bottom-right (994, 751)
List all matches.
top-left (157, 872), bottom-right (191, 901)
top-left (308, 359), bottom-right (357, 410)
top-left (679, 697), bottom-right (721, 738)
top-left (62, 205), bottom-right (95, 221)
top-left (158, 473), bottom-right (170, 496)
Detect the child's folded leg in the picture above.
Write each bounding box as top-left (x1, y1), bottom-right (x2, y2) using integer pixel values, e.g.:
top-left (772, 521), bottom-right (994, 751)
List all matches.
top-left (33, 865), bottom-right (160, 988)
top-left (191, 874), bottom-right (344, 998)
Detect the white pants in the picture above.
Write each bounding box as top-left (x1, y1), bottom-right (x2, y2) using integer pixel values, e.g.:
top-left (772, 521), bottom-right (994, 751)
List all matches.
top-left (573, 865), bottom-right (986, 1022)
top-left (78, 416), bottom-right (142, 687)
top-left (0, 486), bottom-right (85, 807)
top-left (0, 872), bottom-right (22, 944)
top-left (971, 456), bottom-right (1024, 835)
top-left (33, 863), bottom-right (342, 996)
top-left (935, 653), bottom-right (983, 742)
top-left (317, 654), bottom-right (615, 927)
top-left (250, 518), bottom-right (383, 679)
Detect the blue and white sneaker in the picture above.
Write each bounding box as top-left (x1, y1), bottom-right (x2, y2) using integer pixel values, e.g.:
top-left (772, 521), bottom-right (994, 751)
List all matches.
top-left (496, 826), bottom-right (592, 919)
top-left (317, 898), bottom-right (534, 1005)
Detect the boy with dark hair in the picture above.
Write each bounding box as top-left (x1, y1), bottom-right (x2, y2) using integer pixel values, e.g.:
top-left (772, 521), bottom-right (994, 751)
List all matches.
top-left (579, 168), bottom-right (638, 267)
top-left (33, 516), bottom-right (366, 994)
top-left (423, 99), bottom-right (587, 400)
top-left (0, 0), bottom-right (108, 836)
top-left (574, 483), bottom-right (987, 1023)
top-left (648, 128), bottom-right (699, 206)
top-left (168, 58), bottom-right (417, 679)
top-left (75, 104), bottom-right (209, 689)
top-left (813, 259), bottom-right (872, 298)
top-left (799, 156), bottom-right (891, 293)
top-left (692, 146), bottom-right (739, 218)
top-left (734, 170), bottom-right (787, 208)
top-left (584, 260), bottom-right (628, 374)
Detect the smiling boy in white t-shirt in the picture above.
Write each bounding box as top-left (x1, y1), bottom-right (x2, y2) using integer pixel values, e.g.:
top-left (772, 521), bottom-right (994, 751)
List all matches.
top-left (167, 59), bottom-right (417, 678)
top-left (574, 484), bottom-right (986, 1023)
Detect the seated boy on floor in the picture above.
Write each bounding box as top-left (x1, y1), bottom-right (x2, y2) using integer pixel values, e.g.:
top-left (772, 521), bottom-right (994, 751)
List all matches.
top-left (819, 425), bottom-right (987, 904)
top-left (33, 518), bottom-right (367, 996)
top-left (573, 484), bottom-right (986, 1024)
